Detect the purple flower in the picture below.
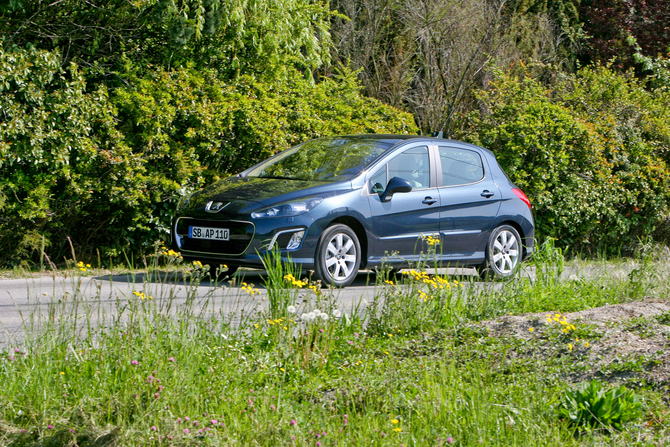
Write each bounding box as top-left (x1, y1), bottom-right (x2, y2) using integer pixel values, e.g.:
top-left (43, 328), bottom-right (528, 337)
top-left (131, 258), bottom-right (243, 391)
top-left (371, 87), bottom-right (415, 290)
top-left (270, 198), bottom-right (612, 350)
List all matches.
top-left (381, 432), bottom-right (386, 437)
top-left (210, 419), bottom-right (218, 425)
top-left (291, 435), bottom-right (296, 441)
top-left (316, 443), bottom-right (321, 447)
top-left (47, 425), bottom-right (53, 430)
top-left (169, 357), bottom-right (175, 362)
top-left (154, 392), bottom-right (160, 399)
top-left (193, 421), bottom-right (199, 427)
top-left (131, 360), bottom-right (138, 365)
top-left (147, 375), bottom-right (154, 382)
top-left (270, 404), bottom-right (276, 411)
top-left (184, 428), bottom-right (190, 434)
top-left (70, 428), bottom-right (75, 433)
top-left (151, 426), bottom-right (157, 431)
top-left (8, 356), bottom-right (14, 362)
top-left (184, 416), bottom-right (190, 421)
top-left (446, 436), bottom-right (454, 444)
top-left (14, 348), bottom-right (19, 353)
top-left (290, 419), bottom-right (296, 426)
top-left (343, 414), bottom-right (348, 418)
top-left (158, 385), bottom-right (163, 392)
top-left (348, 341), bottom-right (354, 345)
top-left (177, 418), bottom-right (182, 423)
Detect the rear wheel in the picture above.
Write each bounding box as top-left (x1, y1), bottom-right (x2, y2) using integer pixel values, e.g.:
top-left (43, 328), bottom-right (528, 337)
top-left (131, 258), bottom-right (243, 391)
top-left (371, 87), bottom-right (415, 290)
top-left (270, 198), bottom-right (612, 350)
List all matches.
top-left (314, 224), bottom-right (361, 288)
top-left (479, 225), bottom-right (522, 279)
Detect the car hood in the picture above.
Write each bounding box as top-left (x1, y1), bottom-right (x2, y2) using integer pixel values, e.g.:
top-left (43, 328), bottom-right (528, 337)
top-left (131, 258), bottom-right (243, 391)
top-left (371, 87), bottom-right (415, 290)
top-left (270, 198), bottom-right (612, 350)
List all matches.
top-left (182, 176), bottom-right (352, 212)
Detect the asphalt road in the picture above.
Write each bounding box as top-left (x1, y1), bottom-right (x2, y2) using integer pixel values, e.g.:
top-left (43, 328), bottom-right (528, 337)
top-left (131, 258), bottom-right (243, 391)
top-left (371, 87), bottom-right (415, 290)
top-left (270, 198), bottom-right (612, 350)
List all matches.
top-left (1, 268), bottom-right (480, 346)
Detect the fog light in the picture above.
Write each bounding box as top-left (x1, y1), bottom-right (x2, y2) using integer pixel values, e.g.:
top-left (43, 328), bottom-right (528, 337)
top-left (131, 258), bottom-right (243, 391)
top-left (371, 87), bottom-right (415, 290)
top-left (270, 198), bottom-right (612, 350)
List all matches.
top-left (286, 231), bottom-right (304, 250)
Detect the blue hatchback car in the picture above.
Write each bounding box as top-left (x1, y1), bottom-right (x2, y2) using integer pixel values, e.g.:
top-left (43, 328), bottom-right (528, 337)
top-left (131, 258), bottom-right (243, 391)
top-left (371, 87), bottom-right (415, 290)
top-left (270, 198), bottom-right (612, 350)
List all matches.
top-left (171, 135), bottom-right (534, 286)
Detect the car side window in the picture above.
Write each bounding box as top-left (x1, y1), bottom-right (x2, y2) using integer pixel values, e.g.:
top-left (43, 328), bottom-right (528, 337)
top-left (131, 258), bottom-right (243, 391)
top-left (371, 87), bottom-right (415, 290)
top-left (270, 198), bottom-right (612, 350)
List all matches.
top-left (369, 146), bottom-right (430, 193)
top-left (439, 147), bottom-right (484, 186)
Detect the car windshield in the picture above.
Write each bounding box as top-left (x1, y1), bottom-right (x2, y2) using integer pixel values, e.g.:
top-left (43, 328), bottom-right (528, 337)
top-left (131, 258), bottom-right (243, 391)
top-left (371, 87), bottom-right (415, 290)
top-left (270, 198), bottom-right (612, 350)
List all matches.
top-left (246, 137), bottom-right (394, 181)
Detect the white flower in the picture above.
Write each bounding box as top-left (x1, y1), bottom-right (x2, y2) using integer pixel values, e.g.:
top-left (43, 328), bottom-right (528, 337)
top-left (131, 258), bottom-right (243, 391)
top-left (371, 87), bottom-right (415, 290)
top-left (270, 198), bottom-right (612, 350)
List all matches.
top-left (287, 305), bottom-right (296, 314)
top-left (313, 309), bottom-right (322, 316)
top-left (320, 313), bottom-right (329, 320)
top-left (333, 309), bottom-right (342, 318)
top-left (307, 312), bottom-right (316, 321)
top-left (301, 313), bottom-right (308, 321)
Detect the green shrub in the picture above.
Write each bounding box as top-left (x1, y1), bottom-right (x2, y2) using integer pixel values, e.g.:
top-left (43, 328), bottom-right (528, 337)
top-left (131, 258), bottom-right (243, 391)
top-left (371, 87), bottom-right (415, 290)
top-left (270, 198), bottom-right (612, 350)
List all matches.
top-left (0, 48), bottom-right (418, 267)
top-left (460, 65), bottom-right (670, 254)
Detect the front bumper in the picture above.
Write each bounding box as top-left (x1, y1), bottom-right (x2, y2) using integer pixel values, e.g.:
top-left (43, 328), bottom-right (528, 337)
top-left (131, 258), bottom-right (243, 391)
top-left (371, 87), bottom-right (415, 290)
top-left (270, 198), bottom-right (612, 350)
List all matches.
top-left (171, 213), bottom-right (323, 269)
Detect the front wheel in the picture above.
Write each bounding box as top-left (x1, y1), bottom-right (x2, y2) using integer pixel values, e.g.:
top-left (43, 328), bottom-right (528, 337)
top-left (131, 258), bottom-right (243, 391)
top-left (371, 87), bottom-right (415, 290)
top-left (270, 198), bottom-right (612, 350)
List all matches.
top-left (313, 224), bottom-right (361, 287)
top-left (478, 225), bottom-right (522, 279)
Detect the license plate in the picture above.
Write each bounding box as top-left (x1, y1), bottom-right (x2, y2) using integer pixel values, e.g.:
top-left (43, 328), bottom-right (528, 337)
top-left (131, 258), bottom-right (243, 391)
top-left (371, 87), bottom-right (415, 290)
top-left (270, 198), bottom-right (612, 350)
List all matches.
top-left (189, 226), bottom-right (229, 241)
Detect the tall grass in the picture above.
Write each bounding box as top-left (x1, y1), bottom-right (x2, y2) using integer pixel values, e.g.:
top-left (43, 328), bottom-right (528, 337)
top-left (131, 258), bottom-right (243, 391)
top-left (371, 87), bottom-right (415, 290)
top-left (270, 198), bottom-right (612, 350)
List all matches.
top-left (0, 245), bottom-right (668, 446)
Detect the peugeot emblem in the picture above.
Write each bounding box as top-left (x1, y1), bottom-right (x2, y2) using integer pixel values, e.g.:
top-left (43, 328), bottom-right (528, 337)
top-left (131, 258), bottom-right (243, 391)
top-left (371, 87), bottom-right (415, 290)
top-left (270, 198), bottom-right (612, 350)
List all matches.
top-left (205, 201), bottom-right (229, 213)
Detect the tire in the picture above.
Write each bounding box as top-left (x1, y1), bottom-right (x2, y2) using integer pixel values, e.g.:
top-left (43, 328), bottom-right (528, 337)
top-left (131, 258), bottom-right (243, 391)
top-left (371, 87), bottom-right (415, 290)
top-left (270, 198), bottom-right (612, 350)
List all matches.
top-left (479, 225), bottom-right (522, 280)
top-left (313, 224), bottom-right (361, 287)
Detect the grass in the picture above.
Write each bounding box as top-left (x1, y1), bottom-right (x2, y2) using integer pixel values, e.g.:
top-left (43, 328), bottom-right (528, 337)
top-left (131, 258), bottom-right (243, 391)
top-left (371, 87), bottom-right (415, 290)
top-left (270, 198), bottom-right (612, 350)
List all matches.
top-left (1, 242), bottom-right (670, 446)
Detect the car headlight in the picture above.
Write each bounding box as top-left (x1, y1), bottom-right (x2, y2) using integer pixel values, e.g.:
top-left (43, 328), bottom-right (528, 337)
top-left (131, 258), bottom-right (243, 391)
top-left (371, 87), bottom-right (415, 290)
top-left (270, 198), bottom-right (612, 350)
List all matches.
top-left (251, 197), bottom-right (323, 218)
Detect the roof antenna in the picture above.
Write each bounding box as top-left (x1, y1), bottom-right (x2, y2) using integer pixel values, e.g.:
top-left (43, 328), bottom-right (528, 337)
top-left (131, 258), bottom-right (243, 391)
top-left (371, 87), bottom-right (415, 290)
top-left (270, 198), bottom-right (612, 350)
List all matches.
top-left (432, 131), bottom-right (443, 138)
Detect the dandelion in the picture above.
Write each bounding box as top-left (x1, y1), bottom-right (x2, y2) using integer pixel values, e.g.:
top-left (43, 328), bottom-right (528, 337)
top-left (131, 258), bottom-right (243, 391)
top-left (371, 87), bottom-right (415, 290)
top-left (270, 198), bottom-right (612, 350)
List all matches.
top-left (391, 419), bottom-right (399, 424)
top-left (320, 313), bottom-right (329, 321)
top-left (333, 309), bottom-right (342, 318)
top-left (287, 305), bottom-right (296, 313)
top-left (568, 343), bottom-right (573, 352)
top-left (393, 428), bottom-right (402, 432)
top-left (528, 327), bottom-right (534, 332)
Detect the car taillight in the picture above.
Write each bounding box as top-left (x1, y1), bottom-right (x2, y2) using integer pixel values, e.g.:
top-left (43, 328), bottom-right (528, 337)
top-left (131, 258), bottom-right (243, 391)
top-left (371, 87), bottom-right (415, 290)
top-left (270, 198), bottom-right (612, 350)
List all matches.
top-left (512, 188), bottom-right (531, 209)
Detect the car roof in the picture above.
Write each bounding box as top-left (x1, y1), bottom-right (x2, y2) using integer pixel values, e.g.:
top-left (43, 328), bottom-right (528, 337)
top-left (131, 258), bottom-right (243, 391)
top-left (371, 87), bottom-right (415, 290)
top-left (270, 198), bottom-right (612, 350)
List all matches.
top-left (335, 134), bottom-right (496, 157)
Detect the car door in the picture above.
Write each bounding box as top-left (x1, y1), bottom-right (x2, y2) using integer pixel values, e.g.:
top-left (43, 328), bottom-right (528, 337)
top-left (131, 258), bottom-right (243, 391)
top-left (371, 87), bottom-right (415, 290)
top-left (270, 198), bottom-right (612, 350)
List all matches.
top-left (436, 145), bottom-right (502, 257)
top-left (366, 145), bottom-right (441, 262)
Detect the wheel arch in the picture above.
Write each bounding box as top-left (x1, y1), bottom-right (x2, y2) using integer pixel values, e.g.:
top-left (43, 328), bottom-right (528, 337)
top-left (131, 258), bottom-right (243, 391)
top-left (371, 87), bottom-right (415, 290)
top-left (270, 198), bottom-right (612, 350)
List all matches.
top-left (496, 220), bottom-right (527, 256)
top-left (325, 216), bottom-right (368, 268)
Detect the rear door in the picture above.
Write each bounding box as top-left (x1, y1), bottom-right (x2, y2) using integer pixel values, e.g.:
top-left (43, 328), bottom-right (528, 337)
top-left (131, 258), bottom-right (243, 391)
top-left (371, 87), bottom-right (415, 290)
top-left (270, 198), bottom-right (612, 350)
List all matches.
top-left (436, 146), bottom-right (501, 257)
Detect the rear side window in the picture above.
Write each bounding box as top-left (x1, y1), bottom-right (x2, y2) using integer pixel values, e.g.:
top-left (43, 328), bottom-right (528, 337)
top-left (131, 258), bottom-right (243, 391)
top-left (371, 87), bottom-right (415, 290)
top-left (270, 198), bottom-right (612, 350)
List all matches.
top-left (439, 147), bottom-right (484, 186)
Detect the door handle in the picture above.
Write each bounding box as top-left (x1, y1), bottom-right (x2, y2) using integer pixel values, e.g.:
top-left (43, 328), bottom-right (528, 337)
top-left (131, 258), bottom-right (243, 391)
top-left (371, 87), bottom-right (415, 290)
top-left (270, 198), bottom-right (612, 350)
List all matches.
top-left (481, 190), bottom-right (495, 198)
top-left (422, 197), bottom-right (437, 205)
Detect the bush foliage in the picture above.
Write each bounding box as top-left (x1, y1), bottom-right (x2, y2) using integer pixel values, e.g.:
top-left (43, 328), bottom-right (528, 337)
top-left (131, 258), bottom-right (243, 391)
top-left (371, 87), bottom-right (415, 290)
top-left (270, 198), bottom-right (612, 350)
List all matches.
top-left (0, 48), bottom-right (418, 266)
top-left (460, 64), bottom-right (670, 254)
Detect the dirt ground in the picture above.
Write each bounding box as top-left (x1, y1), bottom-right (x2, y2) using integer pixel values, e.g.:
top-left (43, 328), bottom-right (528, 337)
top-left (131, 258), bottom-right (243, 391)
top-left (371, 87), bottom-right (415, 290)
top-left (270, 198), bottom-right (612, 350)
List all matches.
top-left (482, 299), bottom-right (670, 387)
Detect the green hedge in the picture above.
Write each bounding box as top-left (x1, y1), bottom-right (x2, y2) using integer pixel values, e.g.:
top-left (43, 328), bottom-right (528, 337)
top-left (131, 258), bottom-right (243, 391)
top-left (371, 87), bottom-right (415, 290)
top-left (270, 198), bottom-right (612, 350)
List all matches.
top-left (460, 64), bottom-right (670, 254)
top-left (0, 48), bottom-right (418, 267)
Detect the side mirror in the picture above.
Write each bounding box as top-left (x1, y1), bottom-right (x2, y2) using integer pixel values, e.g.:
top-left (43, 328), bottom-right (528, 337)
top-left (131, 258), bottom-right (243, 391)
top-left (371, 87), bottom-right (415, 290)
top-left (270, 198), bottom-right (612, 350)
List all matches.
top-left (380, 177), bottom-right (412, 202)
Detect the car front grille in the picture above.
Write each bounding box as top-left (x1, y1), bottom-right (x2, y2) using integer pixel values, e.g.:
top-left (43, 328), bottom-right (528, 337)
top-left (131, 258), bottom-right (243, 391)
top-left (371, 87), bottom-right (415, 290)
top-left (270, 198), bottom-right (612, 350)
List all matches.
top-left (176, 218), bottom-right (254, 256)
